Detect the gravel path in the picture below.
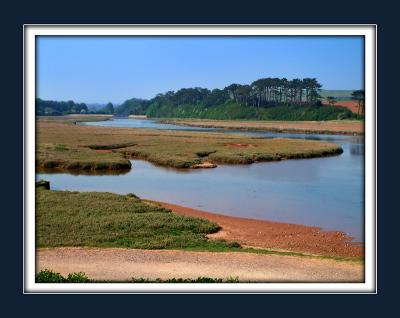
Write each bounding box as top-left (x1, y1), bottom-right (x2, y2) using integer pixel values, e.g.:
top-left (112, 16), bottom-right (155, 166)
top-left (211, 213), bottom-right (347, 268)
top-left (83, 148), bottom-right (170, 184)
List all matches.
top-left (37, 247), bottom-right (364, 282)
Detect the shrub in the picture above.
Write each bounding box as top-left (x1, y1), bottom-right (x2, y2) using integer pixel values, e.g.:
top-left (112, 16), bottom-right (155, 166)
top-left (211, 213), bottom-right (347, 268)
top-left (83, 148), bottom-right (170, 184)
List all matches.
top-left (36, 269), bottom-right (90, 283)
top-left (67, 272), bottom-right (90, 283)
top-left (36, 269), bottom-right (65, 283)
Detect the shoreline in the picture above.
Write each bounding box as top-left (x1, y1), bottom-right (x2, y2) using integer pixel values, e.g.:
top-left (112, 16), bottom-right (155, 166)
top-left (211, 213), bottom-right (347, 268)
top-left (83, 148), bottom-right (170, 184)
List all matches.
top-left (158, 201), bottom-right (363, 259)
top-left (158, 119), bottom-right (364, 136)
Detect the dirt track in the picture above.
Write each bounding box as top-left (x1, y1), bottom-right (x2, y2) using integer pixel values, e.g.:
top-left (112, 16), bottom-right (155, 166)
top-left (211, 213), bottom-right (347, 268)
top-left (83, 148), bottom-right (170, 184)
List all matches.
top-left (37, 247), bottom-right (364, 282)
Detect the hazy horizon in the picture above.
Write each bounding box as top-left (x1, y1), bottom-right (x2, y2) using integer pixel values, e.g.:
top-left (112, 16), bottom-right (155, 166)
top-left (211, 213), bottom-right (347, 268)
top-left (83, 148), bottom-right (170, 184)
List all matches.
top-left (37, 36), bottom-right (364, 104)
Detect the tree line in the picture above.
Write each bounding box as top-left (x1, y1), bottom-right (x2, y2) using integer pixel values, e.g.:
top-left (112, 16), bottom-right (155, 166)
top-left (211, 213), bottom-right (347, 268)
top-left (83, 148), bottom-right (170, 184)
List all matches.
top-left (36, 76), bottom-right (365, 118)
top-left (152, 77), bottom-right (323, 109)
top-left (36, 98), bottom-right (88, 116)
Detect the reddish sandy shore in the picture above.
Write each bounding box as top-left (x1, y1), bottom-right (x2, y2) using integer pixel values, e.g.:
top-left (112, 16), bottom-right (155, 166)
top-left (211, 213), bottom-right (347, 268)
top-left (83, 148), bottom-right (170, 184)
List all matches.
top-left (322, 100), bottom-right (363, 114)
top-left (160, 202), bottom-right (364, 258)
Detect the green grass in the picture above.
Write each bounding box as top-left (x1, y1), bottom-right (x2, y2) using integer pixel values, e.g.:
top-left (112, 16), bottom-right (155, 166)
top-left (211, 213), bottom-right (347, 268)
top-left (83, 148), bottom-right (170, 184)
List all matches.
top-left (36, 188), bottom-right (363, 263)
top-left (36, 189), bottom-right (236, 250)
top-left (37, 119), bottom-right (343, 171)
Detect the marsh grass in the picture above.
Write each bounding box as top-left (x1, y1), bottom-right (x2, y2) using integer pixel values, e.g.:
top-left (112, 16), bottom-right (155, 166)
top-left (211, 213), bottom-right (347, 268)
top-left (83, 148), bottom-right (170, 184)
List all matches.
top-left (36, 189), bottom-right (235, 250)
top-left (36, 119), bottom-right (343, 171)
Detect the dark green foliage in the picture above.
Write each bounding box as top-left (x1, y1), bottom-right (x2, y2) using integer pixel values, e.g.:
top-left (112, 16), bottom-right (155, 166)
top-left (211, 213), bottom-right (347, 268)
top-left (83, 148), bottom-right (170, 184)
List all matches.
top-left (36, 98), bottom-right (88, 116)
top-left (147, 102), bottom-right (361, 121)
top-left (114, 77), bottom-right (362, 121)
top-left (36, 269), bottom-right (90, 283)
top-left (114, 98), bottom-right (149, 116)
top-left (36, 269), bottom-right (66, 283)
top-left (66, 272), bottom-right (90, 283)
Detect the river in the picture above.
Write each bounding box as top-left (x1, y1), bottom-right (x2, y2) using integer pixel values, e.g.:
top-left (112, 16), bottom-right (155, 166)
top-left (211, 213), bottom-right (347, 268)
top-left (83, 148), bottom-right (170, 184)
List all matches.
top-left (36, 118), bottom-right (364, 241)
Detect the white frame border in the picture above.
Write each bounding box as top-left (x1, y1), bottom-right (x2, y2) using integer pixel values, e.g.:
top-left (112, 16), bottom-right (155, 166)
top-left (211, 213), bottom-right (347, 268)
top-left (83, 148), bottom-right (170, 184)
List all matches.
top-left (24, 24), bottom-right (377, 294)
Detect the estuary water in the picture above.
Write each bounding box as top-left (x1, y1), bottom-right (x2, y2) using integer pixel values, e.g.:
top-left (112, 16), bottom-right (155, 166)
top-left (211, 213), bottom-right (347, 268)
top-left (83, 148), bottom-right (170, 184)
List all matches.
top-left (37, 118), bottom-right (364, 241)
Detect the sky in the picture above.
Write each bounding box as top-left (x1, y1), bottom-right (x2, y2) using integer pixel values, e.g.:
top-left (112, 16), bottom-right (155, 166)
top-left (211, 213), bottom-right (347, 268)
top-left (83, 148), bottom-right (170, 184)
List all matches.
top-left (36, 36), bottom-right (364, 104)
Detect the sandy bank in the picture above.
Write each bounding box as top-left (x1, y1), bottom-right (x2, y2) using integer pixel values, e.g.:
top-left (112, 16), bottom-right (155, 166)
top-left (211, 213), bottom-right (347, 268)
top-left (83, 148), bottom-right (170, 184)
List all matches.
top-left (159, 202), bottom-right (363, 258)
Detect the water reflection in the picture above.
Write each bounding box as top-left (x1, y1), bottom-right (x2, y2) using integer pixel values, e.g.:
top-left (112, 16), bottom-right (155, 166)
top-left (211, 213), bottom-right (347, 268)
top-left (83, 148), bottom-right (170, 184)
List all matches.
top-left (36, 168), bottom-right (131, 176)
top-left (350, 144), bottom-right (365, 156)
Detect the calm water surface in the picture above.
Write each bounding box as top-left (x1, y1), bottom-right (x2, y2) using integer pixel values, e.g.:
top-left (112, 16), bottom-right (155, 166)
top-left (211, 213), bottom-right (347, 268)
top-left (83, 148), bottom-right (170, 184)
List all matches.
top-left (38, 118), bottom-right (364, 241)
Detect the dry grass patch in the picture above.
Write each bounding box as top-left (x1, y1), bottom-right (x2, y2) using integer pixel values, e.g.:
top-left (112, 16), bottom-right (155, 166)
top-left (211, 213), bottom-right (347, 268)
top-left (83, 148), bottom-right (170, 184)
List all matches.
top-left (36, 118), bottom-right (343, 171)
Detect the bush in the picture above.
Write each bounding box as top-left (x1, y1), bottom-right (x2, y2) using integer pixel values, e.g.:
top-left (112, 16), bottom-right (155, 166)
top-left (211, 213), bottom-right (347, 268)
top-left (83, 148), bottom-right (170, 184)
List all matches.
top-left (36, 269), bottom-right (65, 283)
top-left (36, 269), bottom-right (90, 283)
top-left (67, 272), bottom-right (90, 283)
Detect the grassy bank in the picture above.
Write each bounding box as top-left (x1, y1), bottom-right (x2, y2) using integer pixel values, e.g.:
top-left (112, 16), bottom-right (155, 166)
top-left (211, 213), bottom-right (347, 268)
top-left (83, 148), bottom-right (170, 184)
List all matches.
top-left (36, 189), bottom-right (239, 250)
top-left (36, 118), bottom-right (343, 171)
top-left (36, 189), bottom-right (362, 263)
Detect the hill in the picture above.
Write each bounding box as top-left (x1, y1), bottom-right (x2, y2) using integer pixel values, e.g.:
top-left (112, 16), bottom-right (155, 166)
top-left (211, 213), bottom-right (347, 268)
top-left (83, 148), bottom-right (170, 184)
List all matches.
top-left (319, 90), bottom-right (355, 100)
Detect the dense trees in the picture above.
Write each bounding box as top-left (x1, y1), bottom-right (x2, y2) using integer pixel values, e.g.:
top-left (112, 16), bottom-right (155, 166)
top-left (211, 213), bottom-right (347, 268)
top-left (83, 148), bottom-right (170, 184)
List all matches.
top-left (36, 76), bottom-right (364, 121)
top-left (98, 102), bottom-right (114, 114)
top-left (113, 98), bottom-right (149, 116)
top-left (351, 90), bottom-right (365, 115)
top-left (148, 77), bottom-right (323, 110)
top-left (36, 98), bottom-right (88, 116)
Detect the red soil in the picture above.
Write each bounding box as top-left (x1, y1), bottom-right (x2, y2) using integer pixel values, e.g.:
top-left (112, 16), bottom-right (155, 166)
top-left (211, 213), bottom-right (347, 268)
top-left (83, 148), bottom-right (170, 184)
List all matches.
top-left (160, 202), bottom-right (364, 258)
top-left (323, 100), bottom-right (362, 114)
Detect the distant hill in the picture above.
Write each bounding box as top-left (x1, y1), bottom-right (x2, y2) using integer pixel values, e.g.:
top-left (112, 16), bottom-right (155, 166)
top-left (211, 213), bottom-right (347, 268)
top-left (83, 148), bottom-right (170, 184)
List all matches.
top-left (87, 103), bottom-right (107, 111)
top-left (319, 90), bottom-right (355, 100)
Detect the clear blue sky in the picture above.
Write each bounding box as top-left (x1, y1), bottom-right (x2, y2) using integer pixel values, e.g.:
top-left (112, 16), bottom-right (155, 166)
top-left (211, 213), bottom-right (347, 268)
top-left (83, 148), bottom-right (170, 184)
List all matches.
top-left (36, 36), bottom-right (364, 104)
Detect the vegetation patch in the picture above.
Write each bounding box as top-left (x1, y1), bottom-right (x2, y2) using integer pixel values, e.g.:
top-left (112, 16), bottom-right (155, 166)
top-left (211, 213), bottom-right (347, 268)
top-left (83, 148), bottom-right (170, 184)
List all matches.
top-left (37, 120), bottom-right (343, 171)
top-left (36, 269), bottom-right (239, 283)
top-left (36, 269), bottom-right (89, 283)
top-left (36, 189), bottom-right (239, 250)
